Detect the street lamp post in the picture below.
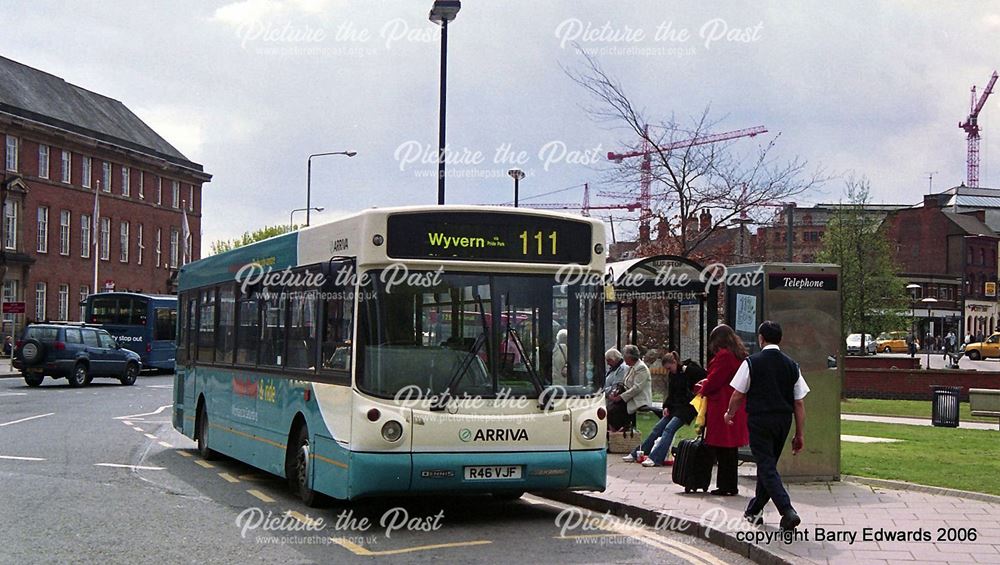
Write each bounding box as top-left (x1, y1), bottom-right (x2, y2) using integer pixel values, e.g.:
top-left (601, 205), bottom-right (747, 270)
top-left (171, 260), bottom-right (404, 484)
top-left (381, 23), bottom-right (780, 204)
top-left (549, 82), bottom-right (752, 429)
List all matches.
top-left (290, 207), bottom-right (325, 229)
top-left (906, 284), bottom-right (921, 353)
top-left (307, 151), bottom-right (356, 227)
top-left (922, 297), bottom-right (938, 369)
top-left (507, 168), bottom-right (525, 207)
top-left (429, 0), bottom-right (461, 205)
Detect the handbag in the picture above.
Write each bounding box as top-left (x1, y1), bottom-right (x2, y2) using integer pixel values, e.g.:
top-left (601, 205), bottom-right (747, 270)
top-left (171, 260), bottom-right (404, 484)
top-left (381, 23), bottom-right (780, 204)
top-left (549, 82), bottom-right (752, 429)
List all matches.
top-left (607, 428), bottom-right (638, 454)
top-left (690, 394), bottom-right (707, 433)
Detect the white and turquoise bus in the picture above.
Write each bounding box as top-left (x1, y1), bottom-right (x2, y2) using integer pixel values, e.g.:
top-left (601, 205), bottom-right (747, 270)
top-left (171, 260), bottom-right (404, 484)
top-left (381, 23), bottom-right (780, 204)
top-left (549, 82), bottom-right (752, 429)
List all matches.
top-left (172, 206), bottom-right (608, 503)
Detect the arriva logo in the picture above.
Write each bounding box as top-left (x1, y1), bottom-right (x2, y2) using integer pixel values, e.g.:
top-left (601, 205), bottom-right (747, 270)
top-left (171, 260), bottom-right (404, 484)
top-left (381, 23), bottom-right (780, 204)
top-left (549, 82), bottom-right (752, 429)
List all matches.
top-left (458, 428), bottom-right (529, 442)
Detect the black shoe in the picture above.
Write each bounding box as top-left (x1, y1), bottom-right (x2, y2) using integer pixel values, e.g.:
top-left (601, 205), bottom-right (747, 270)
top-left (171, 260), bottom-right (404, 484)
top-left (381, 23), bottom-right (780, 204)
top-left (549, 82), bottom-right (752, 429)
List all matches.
top-left (744, 512), bottom-right (763, 527)
top-left (779, 509), bottom-right (801, 531)
top-left (710, 488), bottom-right (738, 496)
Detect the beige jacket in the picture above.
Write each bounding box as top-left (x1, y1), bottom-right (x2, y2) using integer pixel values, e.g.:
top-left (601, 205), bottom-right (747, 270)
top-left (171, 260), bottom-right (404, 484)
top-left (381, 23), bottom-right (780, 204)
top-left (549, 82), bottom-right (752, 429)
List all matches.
top-left (619, 360), bottom-right (652, 414)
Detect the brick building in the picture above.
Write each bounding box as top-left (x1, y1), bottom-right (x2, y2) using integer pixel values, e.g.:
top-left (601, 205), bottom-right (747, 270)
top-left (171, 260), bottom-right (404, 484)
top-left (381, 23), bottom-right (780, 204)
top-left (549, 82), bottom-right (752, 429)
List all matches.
top-left (753, 203), bottom-right (906, 262)
top-left (881, 194), bottom-right (999, 340)
top-left (0, 56), bottom-right (210, 336)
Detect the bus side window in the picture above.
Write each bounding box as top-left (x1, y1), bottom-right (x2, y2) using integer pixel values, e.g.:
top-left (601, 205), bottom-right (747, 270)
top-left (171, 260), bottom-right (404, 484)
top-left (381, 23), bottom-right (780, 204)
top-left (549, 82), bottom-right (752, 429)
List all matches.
top-left (321, 289), bottom-right (354, 371)
top-left (235, 288), bottom-right (259, 366)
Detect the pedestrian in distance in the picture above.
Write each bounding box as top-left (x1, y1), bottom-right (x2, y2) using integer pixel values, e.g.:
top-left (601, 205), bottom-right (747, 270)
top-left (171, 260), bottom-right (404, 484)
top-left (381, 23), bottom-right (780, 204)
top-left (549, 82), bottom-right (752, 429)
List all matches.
top-left (695, 325), bottom-right (749, 496)
top-left (607, 344), bottom-right (652, 432)
top-left (622, 351), bottom-right (700, 467)
top-left (907, 333), bottom-right (917, 357)
top-left (724, 320), bottom-right (809, 532)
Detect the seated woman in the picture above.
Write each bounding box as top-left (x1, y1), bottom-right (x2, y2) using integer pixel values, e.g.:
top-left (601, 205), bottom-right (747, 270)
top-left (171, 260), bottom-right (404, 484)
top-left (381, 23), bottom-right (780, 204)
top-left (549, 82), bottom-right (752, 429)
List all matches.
top-left (607, 344), bottom-right (652, 432)
top-left (623, 351), bottom-right (698, 466)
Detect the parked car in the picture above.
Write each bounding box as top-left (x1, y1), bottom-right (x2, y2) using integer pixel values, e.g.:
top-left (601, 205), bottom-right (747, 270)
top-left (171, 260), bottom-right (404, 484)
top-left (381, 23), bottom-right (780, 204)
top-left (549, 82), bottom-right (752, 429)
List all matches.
top-left (13, 323), bottom-right (142, 387)
top-left (874, 331), bottom-right (917, 354)
top-left (961, 333), bottom-right (1000, 360)
top-left (846, 333), bottom-right (877, 355)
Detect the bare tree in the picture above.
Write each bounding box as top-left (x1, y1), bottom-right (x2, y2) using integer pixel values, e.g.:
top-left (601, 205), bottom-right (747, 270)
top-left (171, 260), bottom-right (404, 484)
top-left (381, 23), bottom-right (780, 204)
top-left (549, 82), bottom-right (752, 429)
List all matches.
top-left (566, 50), bottom-right (826, 258)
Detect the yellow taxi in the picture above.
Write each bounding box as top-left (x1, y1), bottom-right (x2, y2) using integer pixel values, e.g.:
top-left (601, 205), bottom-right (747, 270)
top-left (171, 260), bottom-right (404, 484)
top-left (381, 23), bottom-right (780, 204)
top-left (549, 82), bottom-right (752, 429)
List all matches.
top-left (962, 333), bottom-right (1000, 360)
top-left (874, 331), bottom-right (916, 353)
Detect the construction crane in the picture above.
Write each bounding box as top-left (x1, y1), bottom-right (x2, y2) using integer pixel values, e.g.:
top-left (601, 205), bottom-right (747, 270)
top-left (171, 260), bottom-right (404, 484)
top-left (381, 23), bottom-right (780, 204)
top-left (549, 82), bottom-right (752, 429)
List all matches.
top-left (510, 183), bottom-right (642, 217)
top-left (959, 70), bottom-right (998, 188)
top-left (606, 125), bottom-right (768, 237)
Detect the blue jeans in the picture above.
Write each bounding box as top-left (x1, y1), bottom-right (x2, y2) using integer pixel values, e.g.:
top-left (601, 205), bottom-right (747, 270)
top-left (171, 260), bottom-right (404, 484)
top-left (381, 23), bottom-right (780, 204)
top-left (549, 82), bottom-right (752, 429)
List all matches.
top-left (631, 415), bottom-right (684, 465)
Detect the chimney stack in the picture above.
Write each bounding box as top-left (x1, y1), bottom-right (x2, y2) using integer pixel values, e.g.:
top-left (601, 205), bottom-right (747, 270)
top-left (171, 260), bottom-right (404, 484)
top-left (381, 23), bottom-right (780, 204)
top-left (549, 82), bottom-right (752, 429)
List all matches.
top-left (656, 216), bottom-right (670, 241)
top-left (699, 209), bottom-right (712, 232)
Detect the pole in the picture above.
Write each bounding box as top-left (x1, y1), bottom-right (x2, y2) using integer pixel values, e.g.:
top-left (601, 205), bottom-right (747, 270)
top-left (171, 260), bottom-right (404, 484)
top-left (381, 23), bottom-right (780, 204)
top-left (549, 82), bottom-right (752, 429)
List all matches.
top-left (785, 203), bottom-right (793, 262)
top-left (436, 18), bottom-right (449, 205)
top-left (513, 176), bottom-right (519, 207)
top-left (926, 307), bottom-right (932, 370)
top-left (306, 157), bottom-right (312, 227)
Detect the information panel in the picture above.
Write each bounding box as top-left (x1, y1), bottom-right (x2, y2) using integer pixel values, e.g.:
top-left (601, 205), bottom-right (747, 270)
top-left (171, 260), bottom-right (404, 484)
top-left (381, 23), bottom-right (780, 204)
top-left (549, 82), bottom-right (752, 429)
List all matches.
top-left (386, 212), bottom-right (593, 264)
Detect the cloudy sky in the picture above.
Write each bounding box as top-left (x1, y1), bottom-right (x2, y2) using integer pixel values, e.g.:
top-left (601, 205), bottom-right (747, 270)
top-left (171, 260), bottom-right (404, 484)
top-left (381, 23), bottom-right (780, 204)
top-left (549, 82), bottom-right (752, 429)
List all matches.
top-left (2, 1), bottom-right (998, 249)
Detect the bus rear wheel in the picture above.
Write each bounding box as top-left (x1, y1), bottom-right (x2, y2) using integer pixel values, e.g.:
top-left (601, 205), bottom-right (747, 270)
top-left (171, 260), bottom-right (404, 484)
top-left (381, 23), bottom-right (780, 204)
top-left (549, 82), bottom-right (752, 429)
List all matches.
top-left (286, 425), bottom-right (325, 507)
top-left (196, 403), bottom-right (217, 460)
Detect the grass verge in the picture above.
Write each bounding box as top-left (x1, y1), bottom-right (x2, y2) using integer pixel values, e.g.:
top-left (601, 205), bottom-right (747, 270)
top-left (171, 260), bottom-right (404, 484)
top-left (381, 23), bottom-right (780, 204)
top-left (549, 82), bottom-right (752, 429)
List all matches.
top-left (842, 398), bottom-right (996, 423)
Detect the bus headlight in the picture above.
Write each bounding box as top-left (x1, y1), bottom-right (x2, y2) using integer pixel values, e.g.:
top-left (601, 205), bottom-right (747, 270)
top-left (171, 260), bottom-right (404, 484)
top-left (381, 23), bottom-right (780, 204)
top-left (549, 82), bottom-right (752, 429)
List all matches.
top-left (381, 421), bottom-right (404, 442)
top-left (580, 419), bottom-right (598, 440)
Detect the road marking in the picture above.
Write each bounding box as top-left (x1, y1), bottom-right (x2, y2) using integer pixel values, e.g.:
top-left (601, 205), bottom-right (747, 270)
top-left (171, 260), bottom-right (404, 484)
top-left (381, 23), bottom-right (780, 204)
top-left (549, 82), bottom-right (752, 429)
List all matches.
top-left (144, 433), bottom-right (158, 440)
top-left (176, 451), bottom-right (193, 458)
top-left (194, 459), bottom-right (215, 469)
top-left (122, 421), bottom-right (134, 426)
top-left (0, 413), bottom-right (54, 427)
top-left (145, 385), bottom-right (173, 389)
top-left (158, 441), bottom-right (173, 448)
top-left (331, 538), bottom-right (492, 557)
top-left (114, 404), bottom-right (172, 420)
top-left (238, 473), bottom-right (269, 482)
top-left (0, 392), bottom-right (27, 396)
top-left (247, 489), bottom-right (276, 503)
top-left (218, 473), bottom-right (240, 483)
top-left (0, 455), bottom-right (45, 461)
top-left (132, 427), bottom-right (145, 432)
top-left (95, 463), bottom-right (166, 471)
top-left (286, 510), bottom-right (322, 527)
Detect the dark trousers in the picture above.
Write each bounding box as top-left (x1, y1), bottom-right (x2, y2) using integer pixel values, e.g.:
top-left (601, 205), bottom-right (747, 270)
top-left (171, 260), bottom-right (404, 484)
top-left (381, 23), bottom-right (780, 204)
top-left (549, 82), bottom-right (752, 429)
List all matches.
top-left (707, 445), bottom-right (739, 492)
top-left (746, 413), bottom-right (794, 516)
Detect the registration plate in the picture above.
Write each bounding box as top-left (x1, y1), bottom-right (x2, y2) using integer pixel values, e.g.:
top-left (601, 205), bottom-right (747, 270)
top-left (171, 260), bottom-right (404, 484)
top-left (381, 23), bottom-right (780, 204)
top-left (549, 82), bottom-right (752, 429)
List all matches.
top-left (464, 465), bottom-right (522, 480)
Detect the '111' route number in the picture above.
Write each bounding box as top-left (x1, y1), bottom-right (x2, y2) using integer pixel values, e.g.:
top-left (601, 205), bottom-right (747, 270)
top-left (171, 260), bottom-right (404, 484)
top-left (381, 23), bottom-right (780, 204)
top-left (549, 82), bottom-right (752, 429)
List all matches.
top-left (519, 230), bottom-right (557, 256)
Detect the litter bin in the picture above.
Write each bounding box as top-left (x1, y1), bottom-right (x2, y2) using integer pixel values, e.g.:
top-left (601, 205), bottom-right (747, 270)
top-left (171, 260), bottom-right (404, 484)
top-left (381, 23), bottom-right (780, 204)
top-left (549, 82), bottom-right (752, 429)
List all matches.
top-left (931, 386), bottom-right (961, 428)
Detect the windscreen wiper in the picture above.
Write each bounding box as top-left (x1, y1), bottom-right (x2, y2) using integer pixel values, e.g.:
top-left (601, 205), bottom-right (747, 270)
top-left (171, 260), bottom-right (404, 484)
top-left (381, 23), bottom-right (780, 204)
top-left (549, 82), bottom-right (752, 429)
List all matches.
top-left (433, 289), bottom-right (490, 411)
top-left (503, 299), bottom-right (543, 396)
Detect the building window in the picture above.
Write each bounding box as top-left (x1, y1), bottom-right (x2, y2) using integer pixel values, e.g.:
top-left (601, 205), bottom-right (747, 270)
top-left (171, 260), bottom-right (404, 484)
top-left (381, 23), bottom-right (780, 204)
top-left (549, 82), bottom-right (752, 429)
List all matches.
top-left (969, 246), bottom-right (974, 265)
top-left (3, 280), bottom-right (18, 324)
top-left (155, 228), bottom-right (162, 267)
top-left (137, 224), bottom-right (143, 265)
top-left (980, 249), bottom-right (986, 266)
top-left (102, 162), bottom-right (112, 192)
top-left (188, 185), bottom-right (194, 211)
top-left (38, 144), bottom-right (49, 179)
top-left (79, 285), bottom-right (89, 321)
top-left (57, 284), bottom-right (69, 321)
top-left (59, 210), bottom-right (70, 256)
top-left (35, 282), bottom-right (46, 322)
top-left (170, 228), bottom-right (179, 268)
top-left (36, 206), bottom-right (49, 253)
top-left (120, 221), bottom-right (129, 263)
top-left (121, 166), bottom-right (130, 196)
top-left (81, 156), bottom-right (92, 189)
top-left (4, 201), bottom-right (16, 250)
top-left (61, 150), bottom-right (72, 184)
top-left (5, 135), bottom-right (17, 172)
top-left (138, 171), bottom-right (144, 199)
top-left (157, 177), bottom-right (162, 205)
top-left (100, 217), bottom-right (110, 261)
top-left (172, 180), bottom-right (180, 209)
top-left (81, 214), bottom-right (91, 258)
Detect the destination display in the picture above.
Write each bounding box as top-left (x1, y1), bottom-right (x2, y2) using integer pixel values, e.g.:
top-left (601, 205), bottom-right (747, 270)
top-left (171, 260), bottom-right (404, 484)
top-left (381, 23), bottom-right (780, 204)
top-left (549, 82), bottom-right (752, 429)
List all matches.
top-left (386, 212), bottom-right (593, 264)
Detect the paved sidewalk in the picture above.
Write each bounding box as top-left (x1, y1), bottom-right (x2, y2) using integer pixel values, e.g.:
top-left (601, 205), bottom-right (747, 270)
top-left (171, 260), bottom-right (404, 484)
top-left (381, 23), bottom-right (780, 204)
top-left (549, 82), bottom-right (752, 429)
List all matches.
top-left (550, 458), bottom-right (1000, 564)
top-left (843, 413), bottom-right (999, 431)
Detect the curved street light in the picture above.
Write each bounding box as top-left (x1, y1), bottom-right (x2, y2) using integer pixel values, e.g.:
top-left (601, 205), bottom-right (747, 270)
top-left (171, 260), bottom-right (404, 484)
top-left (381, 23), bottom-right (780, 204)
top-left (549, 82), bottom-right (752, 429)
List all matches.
top-left (291, 206), bottom-right (324, 229)
top-left (307, 151), bottom-right (357, 226)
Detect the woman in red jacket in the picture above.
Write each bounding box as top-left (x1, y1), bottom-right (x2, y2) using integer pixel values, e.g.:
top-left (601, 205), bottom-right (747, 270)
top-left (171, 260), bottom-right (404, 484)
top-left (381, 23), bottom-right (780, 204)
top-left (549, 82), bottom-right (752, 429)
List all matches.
top-left (695, 324), bottom-right (749, 496)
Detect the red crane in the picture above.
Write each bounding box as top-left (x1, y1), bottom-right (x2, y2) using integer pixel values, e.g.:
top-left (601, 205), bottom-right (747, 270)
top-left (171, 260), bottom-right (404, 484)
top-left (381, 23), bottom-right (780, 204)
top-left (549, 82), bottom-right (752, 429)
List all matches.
top-left (606, 125), bottom-right (768, 236)
top-left (519, 183), bottom-right (641, 216)
top-left (959, 71), bottom-right (998, 188)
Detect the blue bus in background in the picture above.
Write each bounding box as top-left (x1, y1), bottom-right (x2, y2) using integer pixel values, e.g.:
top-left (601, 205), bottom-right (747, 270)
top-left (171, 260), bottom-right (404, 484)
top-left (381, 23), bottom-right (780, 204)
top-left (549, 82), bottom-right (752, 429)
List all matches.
top-left (84, 292), bottom-right (178, 372)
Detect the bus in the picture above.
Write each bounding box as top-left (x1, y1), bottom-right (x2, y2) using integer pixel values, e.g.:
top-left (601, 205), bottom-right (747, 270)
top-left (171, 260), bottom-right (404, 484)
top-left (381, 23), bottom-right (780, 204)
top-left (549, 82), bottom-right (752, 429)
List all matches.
top-left (172, 206), bottom-right (609, 503)
top-left (84, 292), bottom-right (178, 371)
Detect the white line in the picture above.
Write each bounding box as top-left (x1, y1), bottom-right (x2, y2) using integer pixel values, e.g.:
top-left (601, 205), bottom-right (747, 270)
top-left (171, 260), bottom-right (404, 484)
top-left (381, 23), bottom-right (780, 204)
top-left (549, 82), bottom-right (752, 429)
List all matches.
top-left (143, 433), bottom-right (157, 440)
top-left (145, 385), bottom-right (173, 389)
top-left (0, 455), bottom-right (45, 461)
top-left (0, 392), bottom-right (27, 396)
top-left (113, 404), bottom-right (172, 420)
top-left (122, 421), bottom-right (133, 426)
top-left (0, 413), bottom-right (54, 427)
top-left (94, 463), bottom-right (165, 471)
top-left (158, 441), bottom-right (173, 448)
top-left (132, 427), bottom-right (145, 432)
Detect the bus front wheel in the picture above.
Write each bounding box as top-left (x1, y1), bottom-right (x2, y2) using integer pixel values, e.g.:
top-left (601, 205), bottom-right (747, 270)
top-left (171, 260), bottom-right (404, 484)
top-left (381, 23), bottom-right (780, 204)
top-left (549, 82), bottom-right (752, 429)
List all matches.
top-left (196, 402), bottom-right (217, 460)
top-left (286, 425), bottom-right (325, 507)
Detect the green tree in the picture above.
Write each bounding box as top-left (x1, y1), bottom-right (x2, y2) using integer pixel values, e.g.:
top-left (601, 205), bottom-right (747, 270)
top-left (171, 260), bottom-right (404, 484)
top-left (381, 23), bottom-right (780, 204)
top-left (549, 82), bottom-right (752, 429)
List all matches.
top-left (817, 176), bottom-right (909, 353)
top-left (210, 224), bottom-right (296, 255)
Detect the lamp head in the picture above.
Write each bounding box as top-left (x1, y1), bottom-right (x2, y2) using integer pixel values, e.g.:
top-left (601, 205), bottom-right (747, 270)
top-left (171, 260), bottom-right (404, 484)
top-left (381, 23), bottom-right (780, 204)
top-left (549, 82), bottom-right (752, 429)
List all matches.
top-left (507, 168), bottom-right (525, 181)
top-left (345, 151), bottom-right (357, 157)
top-left (429, 0), bottom-right (461, 24)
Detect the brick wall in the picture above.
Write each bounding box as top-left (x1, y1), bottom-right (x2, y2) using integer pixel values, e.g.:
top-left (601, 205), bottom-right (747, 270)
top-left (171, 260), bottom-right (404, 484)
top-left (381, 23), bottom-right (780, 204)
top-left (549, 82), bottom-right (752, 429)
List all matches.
top-left (844, 367), bottom-right (1000, 401)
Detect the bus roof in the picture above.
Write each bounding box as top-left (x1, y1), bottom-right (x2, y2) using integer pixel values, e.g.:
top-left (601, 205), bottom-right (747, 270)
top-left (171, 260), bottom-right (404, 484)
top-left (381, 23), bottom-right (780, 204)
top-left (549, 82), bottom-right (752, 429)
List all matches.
top-left (87, 292), bottom-right (177, 301)
top-left (179, 205), bottom-right (606, 292)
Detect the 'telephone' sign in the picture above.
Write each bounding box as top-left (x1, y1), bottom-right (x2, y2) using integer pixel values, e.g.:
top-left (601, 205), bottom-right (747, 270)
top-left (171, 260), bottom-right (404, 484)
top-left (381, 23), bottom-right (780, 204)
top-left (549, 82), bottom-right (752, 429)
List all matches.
top-left (768, 273), bottom-right (838, 291)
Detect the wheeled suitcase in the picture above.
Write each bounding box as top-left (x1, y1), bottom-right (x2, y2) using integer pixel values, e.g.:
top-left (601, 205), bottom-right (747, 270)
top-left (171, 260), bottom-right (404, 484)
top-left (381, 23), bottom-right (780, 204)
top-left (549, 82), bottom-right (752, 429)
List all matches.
top-left (671, 434), bottom-right (713, 493)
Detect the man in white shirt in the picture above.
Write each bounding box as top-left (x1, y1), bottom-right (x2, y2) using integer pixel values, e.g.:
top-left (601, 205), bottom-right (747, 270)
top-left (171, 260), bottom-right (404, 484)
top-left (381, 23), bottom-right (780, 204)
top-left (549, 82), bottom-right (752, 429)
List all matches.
top-left (724, 320), bottom-right (809, 532)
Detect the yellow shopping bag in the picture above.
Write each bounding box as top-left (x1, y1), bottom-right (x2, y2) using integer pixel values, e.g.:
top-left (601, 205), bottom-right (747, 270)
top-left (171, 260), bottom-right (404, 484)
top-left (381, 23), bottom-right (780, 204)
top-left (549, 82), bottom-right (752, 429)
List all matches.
top-left (690, 394), bottom-right (707, 432)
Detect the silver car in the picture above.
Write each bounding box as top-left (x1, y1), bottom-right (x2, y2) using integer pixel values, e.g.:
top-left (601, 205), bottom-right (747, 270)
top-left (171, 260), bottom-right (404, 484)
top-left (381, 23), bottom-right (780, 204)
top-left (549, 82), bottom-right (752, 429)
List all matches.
top-left (846, 333), bottom-right (877, 355)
